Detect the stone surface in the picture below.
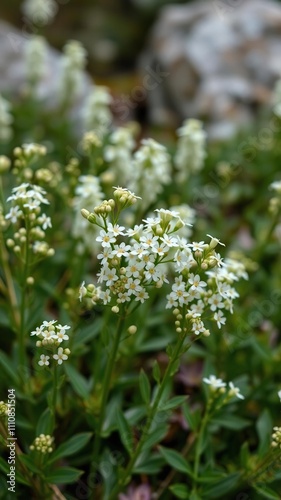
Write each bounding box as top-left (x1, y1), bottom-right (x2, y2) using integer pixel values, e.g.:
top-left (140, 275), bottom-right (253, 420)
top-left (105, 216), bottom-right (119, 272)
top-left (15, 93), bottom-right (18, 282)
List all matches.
top-left (139, 0), bottom-right (281, 139)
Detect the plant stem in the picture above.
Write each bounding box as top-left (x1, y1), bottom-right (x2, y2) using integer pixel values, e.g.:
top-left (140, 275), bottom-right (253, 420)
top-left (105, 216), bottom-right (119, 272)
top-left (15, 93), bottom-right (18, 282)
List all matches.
top-left (18, 222), bottom-right (31, 380)
top-left (92, 314), bottom-right (125, 468)
top-left (0, 231), bottom-right (20, 331)
top-left (108, 333), bottom-right (186, 500)
top-left (51, 363), bottom-right (58, 432)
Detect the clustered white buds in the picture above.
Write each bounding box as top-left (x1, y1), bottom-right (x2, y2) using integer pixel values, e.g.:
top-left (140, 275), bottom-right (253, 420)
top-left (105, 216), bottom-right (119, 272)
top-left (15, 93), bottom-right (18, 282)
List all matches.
top-left (31, 320), bottom-right (71, 366)
top-left (269, 180), bottom-right (281, 215)
top-left (272, 427), bottom-right (281, 449)
top-left (72, 175), bottom-right (104, 253)
top-left (59, 40), bottom-right (87, 104)
top-left (0, 401), bottom-right (9, 416)
top-left (128, 138), bottom-right (171, 210)
top-left (175, 119), bottom-right (206, 182)
top-left (30, 434), bottom-right (54, 453)
top-left (5, 182), bottom-right (54, 259)
top-left (24, 36), bottom-right (47, 89)
top-left (22, 0), bottom-right (58, 26)
top-left (0, 94), bottom-right (13, 142)
top-left (104, 127), bottom-right (136, 186)
top-left (82, 86), bottom-right (113, 137)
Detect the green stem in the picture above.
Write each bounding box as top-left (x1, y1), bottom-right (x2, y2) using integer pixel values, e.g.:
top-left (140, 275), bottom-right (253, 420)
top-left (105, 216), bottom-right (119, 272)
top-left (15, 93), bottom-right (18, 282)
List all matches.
top-left (18, 221), bottom-right (31, 380)
top-left (92, 314), bottom-right (125, 468)
top-left (51, 363), bottom-right (58, 432)
top-left (0, 232), bottom-right (20, 331)
top-left (108, 333), bottom-right (186, 500)
top-left (255, 207), bottom-right (281, 260)
top-left (193, 410), bottom-right (209, 482)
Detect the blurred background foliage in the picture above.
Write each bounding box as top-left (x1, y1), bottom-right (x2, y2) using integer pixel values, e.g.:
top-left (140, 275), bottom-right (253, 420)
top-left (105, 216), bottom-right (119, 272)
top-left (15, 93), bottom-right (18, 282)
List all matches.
top-left (1, 0), bottom-right (190, 77)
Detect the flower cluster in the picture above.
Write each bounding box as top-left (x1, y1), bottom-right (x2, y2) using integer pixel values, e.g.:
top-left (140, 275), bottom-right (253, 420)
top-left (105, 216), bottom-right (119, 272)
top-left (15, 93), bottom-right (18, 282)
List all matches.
top-left (128, 139), bottom-right (171, 209)
top-left (203, 375), bottom-right (245, 401)
top-left (175, 118), bottom-right (206, 182)
top-left (5, 183), bottom-right (54, 259)
top-left (30, 434), bottom-right (54, 453)
top-left (104, 127), bottom-right (136, 186)
top-left (31, 320), bottom-right (71, 366)
top-left (0, 401), bottom-right (9, 417)
top-left (271, 427), bottom-right (281, 449)
top-left (0, 94), bottom-right (13, 142)
top-left (273, 78), bottom-right (281, 117)
top-left (59, 40), bottom-right (87, 104)
top-left (13, 143), bottom-right (47, 181)
top-left (82, 85), bottom-right (113, 137)
top-left (72, 175), bottom-right (104, 253)
top-left (269, 180), bottom-right (281, 215)
top-left (81, 188), bottom-right (246, 338)
top-left (22, 0), bottom-right (58, 25)
top-left (24, 36), bottom-right (47, 90)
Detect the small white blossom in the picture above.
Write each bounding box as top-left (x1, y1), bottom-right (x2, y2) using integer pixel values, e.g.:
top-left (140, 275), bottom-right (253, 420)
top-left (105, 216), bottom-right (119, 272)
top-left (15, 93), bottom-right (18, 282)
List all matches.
top-left (38, 354), bottom-right (50, 366)
top-left (228, 381), bottom-right (244, 400)
top-left (53, 347), bottom-right (68, 365)
top-left (203, 375), bottom-right (226, 389)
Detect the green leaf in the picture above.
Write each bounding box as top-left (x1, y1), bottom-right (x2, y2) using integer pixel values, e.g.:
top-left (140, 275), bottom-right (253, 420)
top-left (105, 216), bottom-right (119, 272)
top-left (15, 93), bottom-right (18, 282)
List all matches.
top-left (253, 485), bottom-right (280, 499)
top-left (73, 318), bottom-right (102, 348)
top-left (117, 410), bottom-right (133, 456)
top-left (101, 394), bottom-right (122, 436)
top-left (257, 409), bottom-right (272, 456)
top-left (211, 414), bottom-right (251, 430)
top-left (182, 403), bottom-right (200, 432)
top-left (18, 454), bottom-right (43, 475)
top-left (159, 446), bottom-right (193, 476)
top-left (152, 360), bottom-right (161, 384)
top-left (124, 405), bottom-right (147, 426)
top-left (0, 350), bottom-right (19, 386)
top-left (36, 408), bottom-right (53, 436)
top-left (64, 363), bottom-right (90, 399)
top-left (169, 484), bottom-right (190, 499)
top-left (138, 334), bottom-right (174, 353)
top-left (47, 433), bottom-right (92, 464)
top-left (139, 369), bottom-right (151, 404)
top-left (202, 472), bottom-right (241, 498)
top-left (159, 396), bottom-right (187, 412)
top-left (0, 457), bottom-right (30, 487)
top-left (142, 425), bottom-right (168, 451)
top-left (134, 453), bottom-right (165, 474)
top-left (240, 441), bottom-right (250, 469)
top-left (45, 467), bottom-right (83, 484)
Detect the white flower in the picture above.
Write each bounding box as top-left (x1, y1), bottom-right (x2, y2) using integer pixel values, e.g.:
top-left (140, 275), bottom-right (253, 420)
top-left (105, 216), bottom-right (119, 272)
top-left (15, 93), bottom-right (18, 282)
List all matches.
top-left (228, 382), bottom-right (244, 400)
top-left (203, 375), bottom-right (226, 389)
top-left (79, 281), bottom-right (87, 301)
top-left (31, 325), bottom-right (44, 336)
top-left (96, 230), bottom-right (116, 247)
top-left (38, 354), bottom-right (50, 366)
top-left (112, 242), bottom-right (131, 258)
top-left (175, 118), bottom-right (206, 182)
top-left (278, 390), bottom-right (281, 402)
top-left (188, 274), bottom-right (207, 294)
top-left (5, 206), bottom-right (23, 223)
top-left (208, 294), bottom-right (224, 311)
top-left (55, 324), bottom-right (71, 342)
top-left (53, 347), bottom-right (68, 365)
top-left (213, 310), bottom-right (226, 329)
